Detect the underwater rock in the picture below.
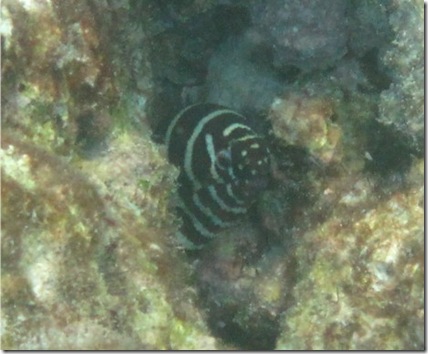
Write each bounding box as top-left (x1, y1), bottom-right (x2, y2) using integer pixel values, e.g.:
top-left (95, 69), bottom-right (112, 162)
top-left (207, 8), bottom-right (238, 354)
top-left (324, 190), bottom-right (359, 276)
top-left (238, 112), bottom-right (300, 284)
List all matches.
top-left (205, 34), bottom-right (283, 116)
top-left (249, 0), bottom-right (348, 73)
top-left (194, 223), bottom-right (296, 350)
top-left (1, 0), bottom-right (150, 157)
top-left (347, 0), bottom-right (392, 58)
top-left (131, 0), bottom-right (234, 37)
top-left (141, 0), bottom-right (249, 86)
top-left (138, 0), bottom-right (250, 130)
top-left (1, 1), bottom-right (220, 349)
top-left (275, 160), bottom-right (424, 350)
top-left (269, 92), bottom-right (343, 165)
top-left (378, 0), bottom-right (423, 153)
top-left (1, 131), bottom-right (220, 350)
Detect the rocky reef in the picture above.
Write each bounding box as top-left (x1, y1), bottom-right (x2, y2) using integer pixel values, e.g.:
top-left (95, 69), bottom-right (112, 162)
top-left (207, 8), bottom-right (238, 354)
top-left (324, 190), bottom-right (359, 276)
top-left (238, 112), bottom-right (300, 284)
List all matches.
top-left (249, 0), bottom-right (348, 73)
top-left (276, 159), bottom-right (424, 350)
top-left (1, 0), bottom-right (424, 350)
top-left (2, 132), bottom-right (208, 350)
top-left (1, 0), bottom-right (218, 350)
top-left (378, 0), bottom-right (424, 153)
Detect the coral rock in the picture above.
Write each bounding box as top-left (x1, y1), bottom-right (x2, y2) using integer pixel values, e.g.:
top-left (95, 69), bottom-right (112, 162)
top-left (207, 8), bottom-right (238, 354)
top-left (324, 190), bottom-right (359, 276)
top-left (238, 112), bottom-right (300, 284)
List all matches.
top-left (269, 93), bottom-right (342, 165)
top-left (250, 0), bottom-right (348, 72)
top-left (276, 161), bottom-right (424, 350)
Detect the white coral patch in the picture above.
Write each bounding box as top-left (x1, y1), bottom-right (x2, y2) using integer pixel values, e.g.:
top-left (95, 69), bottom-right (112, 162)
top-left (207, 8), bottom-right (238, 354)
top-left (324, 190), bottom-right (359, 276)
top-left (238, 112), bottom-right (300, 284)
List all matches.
top-left (25, 248), bottom-right (59, 304)
top-left (1, 145), bottom-right (36, 191)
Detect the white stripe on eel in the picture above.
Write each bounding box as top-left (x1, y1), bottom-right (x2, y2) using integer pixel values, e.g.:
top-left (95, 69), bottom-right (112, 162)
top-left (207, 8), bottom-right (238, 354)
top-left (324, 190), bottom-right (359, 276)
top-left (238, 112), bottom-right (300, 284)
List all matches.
top-left (184, 109), bottom-right (237, 188)
top-left (222, 122), bottom-right (253, 137)
top-left (226, 183), bottom-right (245, 205)
top-left (192, 191), bottom-right (234, 228)
top-left (208, 184), bottom-right (247, 214)
top-left (176, 230), bottom-right (203, 250)
top-left (165, 104), bottom-right (198, 148)
top-left (205, 133), bottom-right (225, 184)
top-left (178, 199), bottom-right (216, 239)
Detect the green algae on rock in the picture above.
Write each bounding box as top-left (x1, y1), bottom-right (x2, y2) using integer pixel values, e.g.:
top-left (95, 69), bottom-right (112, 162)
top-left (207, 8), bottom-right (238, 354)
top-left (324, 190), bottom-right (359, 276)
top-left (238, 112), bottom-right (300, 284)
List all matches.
top-left (275, 160), bottom-right (424, 350)
top-left (1, 0), bottom-right (152, 158)
top-left (1, 131), bottom-right (220, 350)
top-left (1, 0), bottom-right (219, 349)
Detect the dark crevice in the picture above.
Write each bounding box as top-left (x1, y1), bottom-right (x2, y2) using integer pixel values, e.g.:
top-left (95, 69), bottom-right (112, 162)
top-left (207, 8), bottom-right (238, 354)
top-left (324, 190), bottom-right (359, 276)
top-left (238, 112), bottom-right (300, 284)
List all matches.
top-left (358, 48), bottom-right (393, 91)
top-left (140, 2), bottom-right (250, 140)
top-left (364, 119), bottom-right (415, 180)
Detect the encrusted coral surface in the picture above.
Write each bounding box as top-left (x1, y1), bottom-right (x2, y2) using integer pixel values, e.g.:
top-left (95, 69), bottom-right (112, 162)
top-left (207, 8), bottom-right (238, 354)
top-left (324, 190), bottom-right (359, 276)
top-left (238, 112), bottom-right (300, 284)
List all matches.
top-left (269, 93), bottom-right (342, 164)
top-left (1, 132), bottom-right (218, 350)
top-left (275, 161), bottom-right (424, 350)
top-left (1, 0), bottom-right (424, 350)
top-left (378, 0), bottom-right (424, 151)
top-left (1, 0), bottom-right (219, 350)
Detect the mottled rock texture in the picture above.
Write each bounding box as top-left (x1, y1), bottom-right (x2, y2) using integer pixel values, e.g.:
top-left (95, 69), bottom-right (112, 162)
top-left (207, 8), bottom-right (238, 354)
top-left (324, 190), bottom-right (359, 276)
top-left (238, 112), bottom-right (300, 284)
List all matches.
top-left (378, 0), bottom-right (423, 152)
top-left (1, 0), bottom-right (219, 350)
top-left (276, 161), bottom-right (424, 350)
top-left (249, 0), bottom-right (348, 73)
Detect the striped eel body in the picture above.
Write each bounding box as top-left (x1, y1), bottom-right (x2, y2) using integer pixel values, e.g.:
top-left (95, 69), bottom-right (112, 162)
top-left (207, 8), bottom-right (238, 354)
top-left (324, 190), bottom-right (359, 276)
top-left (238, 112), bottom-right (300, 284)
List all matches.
top-left (165, 103), bottom-right (271, 249)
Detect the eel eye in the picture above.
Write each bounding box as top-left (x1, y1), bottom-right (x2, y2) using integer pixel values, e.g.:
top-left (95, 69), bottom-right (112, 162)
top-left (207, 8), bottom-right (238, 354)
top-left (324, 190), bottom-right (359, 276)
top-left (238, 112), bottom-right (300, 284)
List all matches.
top-left (216, 149), bottom-right (231, 170)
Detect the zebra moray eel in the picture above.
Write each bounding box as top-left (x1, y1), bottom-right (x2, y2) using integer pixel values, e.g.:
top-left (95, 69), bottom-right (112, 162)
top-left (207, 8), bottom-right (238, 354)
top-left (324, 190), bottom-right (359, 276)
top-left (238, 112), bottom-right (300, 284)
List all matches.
top-left (165, 103), bottom-right (271, 249)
